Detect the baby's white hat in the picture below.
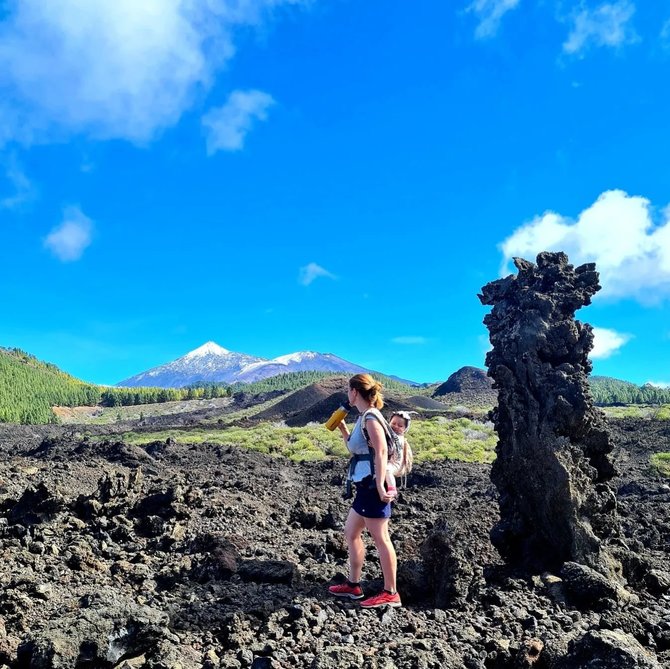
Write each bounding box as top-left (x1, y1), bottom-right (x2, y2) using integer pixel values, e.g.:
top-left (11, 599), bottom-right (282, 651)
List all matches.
top-left (391, 410), bottom-right (412, 432)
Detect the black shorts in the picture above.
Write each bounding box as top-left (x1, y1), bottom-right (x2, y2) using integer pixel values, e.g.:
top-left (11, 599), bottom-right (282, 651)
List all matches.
top-left (352, 476), bottom-right (391, 519)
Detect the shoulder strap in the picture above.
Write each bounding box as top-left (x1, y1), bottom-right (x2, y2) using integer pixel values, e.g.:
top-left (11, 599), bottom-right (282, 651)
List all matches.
top-left (361, 408), bottom-right (400, 483)
top-left (361, 407), bottom-right (393, 442)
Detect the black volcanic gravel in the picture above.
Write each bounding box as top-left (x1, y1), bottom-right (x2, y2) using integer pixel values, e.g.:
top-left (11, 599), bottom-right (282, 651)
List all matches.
top-left (0, 417), bottom-right (667, 668)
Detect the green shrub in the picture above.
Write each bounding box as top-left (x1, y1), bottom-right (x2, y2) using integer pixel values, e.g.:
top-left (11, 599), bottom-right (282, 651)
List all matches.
top-left (651, 453), bottom-right (670, 477)
top-left (653, 405), bottom-right (670, 421)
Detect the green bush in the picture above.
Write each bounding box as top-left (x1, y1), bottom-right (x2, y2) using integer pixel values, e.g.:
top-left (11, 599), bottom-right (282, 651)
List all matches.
top-left (653, 406), bottom-right (670, 421)
top-left (651, 453), bottom-right (670, 478)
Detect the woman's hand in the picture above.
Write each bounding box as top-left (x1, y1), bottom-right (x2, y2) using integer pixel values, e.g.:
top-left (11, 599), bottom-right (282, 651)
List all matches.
top-left (337, 421), bottom-right (350, 437)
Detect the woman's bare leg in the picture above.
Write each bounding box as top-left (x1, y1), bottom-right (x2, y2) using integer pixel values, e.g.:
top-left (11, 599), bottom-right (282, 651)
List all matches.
top-left (365, 517), bottom-right (397, 592)
top-left (343, 508), bottom-right (367, 583)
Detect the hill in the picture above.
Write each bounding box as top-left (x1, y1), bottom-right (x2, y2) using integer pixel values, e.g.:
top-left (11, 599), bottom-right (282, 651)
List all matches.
top-left (433, 366), bottom-right (493, 395)
top-left (0, 348), bottom-right (231, 425)
top-left (0, 347), bottom-right (101, 423)
top-left (431, 366), bottom-right (497, 412)
top-left (590, 375), bottom-right (670, 405)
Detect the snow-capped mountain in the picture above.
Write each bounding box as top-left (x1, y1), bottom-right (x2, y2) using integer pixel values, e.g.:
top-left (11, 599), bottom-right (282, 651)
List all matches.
top-left (116, 342), bottom-right (392, 388)
top-left (234, 351), bottom-right (370, 384)
top-left (116, 342), bottom-right (267, 388)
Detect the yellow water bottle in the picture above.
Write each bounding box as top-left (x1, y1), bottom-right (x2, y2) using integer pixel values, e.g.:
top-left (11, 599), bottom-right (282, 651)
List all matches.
top-left (325, 401), bottom-right (351, 431)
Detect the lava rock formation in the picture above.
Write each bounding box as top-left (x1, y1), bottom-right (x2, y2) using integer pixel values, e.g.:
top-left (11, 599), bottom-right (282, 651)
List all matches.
top-left (479, 252), bottom-right (620, 578)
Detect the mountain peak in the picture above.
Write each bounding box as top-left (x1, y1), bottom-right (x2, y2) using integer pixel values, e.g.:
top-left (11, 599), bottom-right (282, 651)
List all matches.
top-left (116, 344), bottom-right (416, 389)
top-left (185, 341), bottom-right (230, 358)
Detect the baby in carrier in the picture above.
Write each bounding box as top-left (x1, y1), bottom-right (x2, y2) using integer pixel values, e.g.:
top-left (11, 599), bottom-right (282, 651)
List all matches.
top-left (386, 410), bottom-right (412, 498)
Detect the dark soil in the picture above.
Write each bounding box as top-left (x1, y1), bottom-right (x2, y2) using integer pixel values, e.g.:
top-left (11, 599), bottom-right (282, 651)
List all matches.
top-left (0, 417), bottom-right (668, 668)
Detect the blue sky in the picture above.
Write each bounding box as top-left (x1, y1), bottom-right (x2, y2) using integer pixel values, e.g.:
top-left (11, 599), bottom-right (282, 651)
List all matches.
top-left (1, 0), bottom-right (669, 387)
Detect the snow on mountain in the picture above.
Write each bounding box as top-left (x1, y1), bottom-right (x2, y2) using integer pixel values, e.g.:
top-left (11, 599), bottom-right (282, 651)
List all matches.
top-left (273, 352), bottom-right (320, 365)
top-left (184, 342), bottom-right (230, 358)
top-left (234, 351), bottom-right (369, 384)
top-left (117, 342), bottom-right (413, 388)
top-left (116, 342), bottom-right (267, 388)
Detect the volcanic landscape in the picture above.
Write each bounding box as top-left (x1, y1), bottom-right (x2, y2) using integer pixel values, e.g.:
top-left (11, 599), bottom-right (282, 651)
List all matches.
top-left (0, 376), bottom-right (668, 669)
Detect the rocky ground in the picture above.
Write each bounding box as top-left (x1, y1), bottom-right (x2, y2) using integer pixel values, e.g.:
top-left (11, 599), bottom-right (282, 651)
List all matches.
top-left (0, 416), bottom-right (668, 668)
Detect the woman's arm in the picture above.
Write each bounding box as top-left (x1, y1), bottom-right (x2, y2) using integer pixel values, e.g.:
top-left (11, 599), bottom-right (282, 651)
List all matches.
top-left (337, 421), bottom-right (350, 446)
top-left (366, 417), bottom-right (393, 502)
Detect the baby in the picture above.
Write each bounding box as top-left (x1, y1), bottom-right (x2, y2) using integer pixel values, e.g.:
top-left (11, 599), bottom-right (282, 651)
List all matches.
top-left (386, 410), bottom-right (411, 497)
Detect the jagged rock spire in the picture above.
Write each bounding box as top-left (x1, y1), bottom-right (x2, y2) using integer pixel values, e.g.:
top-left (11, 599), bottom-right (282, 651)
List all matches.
top-left (479, 252), bottom-right (619, 573)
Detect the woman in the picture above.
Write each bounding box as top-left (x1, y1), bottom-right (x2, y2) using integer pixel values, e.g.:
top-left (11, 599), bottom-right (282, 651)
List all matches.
top-left (327, 373), bottom-right (401, 608)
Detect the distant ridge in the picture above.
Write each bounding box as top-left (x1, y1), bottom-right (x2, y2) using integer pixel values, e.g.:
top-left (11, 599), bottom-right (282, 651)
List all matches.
top-left (589, 375), bottom-right (670, 405)
top-left (117, 342), bottom-right (418, 389)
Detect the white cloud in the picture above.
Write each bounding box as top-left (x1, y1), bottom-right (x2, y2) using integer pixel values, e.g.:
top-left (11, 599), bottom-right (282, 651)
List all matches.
top-left (466, 0), bottom-right (520, 39)
top-left (590, 327), bottom-right (631, 359)
top-left (499, 190), bottom-right (670, 303)
top-left (647, 380), bottom-right (670, 389)
top-left (391, 336), bottom-right (428, 345)
top-left (202, 90), bottom-right (275, 154)
top-left (298, 262), bottom-right (336, 286)
top-left (563, 1), bottom-right (637, 55)
top-left (1, 155), bottom-right (34, 209)
top-left (44, 206), bottom-right (93, 262)
top-left (0, 0), bottom-right (305, 145)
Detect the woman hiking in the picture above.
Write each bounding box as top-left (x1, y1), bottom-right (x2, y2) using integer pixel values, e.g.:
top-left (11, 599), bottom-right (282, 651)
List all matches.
top-left (328, 373), bottom-right (401, 608)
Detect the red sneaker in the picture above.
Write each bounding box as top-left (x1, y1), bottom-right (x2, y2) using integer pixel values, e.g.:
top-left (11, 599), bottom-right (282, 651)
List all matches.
top-left (328, 582), bottom-right (364, 600)
top-left (360, 590), bottom-right (402, 608)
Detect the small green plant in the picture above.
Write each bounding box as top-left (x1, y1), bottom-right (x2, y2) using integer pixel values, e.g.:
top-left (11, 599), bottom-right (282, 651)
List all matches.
top-left (651, 453), bottom-right (670, 478)
top-left (653, 405), bottom-right (670, 421)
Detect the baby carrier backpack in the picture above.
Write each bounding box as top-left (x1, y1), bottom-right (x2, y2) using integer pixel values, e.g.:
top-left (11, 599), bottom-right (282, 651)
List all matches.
top-left (363, 408), bottom-right (414, 487)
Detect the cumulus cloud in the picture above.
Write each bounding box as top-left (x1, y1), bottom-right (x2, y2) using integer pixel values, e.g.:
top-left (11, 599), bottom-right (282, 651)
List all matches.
top-left (499, 190), bottom-right (670, 303)
top-left (44, 206), bottom-right (93, 262)
top-left (1, 155), bottom-right (34, 209)
top-left (202, 90), bottom-right (275, 154)
top-left (298, 262), bottom-right (337, 286)
top-left (563, 1), bottom-right (637, 55)
top-left (647, 380), bottom-right (670, 388)
top-left (391, 336), bottom-right (428, 345)
top-left (0, 0), bottom-right (305, 145)
top-left (590, 326), bottom-right (631, 359)
top-left (466, 0), bottom-right (520, 39)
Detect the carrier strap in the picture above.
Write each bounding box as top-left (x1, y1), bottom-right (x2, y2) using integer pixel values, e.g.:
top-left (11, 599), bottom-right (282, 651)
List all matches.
top-left (347, 451), bottom-right (374, 481)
